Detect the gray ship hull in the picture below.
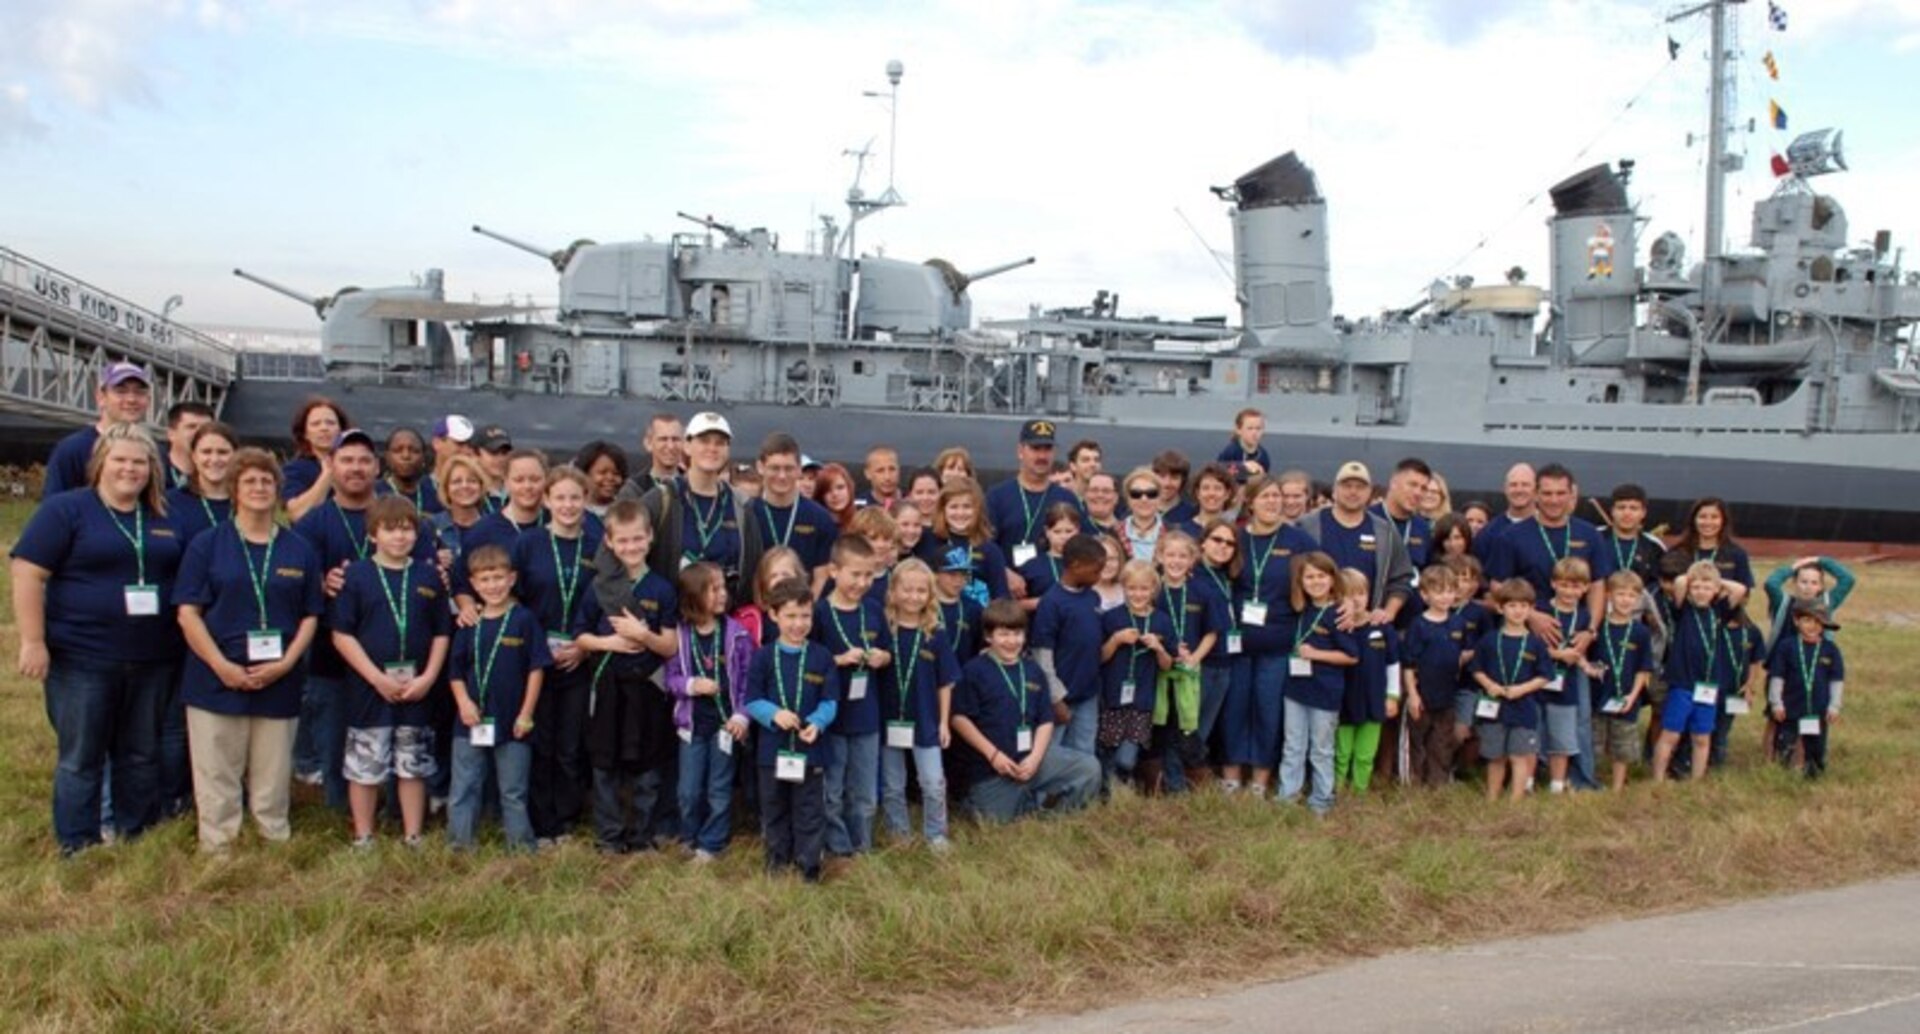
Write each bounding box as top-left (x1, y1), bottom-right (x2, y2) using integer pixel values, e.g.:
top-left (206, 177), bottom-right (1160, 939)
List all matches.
top-left (221, 379), bottom-right (1920, 543)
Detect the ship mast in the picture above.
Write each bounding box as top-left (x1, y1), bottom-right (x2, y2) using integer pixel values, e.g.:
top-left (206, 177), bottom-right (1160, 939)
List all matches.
top-left (1670, 0), bottom-right (1738, 340)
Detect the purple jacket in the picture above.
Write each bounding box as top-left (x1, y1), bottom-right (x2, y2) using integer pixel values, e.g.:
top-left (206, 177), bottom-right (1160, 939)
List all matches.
top-left (662, 616), bottom-right (756, 732)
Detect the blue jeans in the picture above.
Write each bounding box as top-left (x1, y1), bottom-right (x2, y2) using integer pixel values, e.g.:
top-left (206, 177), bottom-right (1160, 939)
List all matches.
top-left (43, 652), bottom-right (173, 851)
top-left (677, 732), bottom-right (737, 855)
top-left (299, 675), bottom-right (348, 810)
top-left (823, 730), bottom-right (880, 855)
top-left (1226, 653), bottom-right (1287, 769)
top-left (965, 745), bottom-right (1101, 822)
top-left (1060, 695), bottom-right (1100, 756)
top-left (1278, 698), bottom-right (1337, 814)
top-left (157, 672), bottom-right (189, 816)
top-left (1164, 664), bottom-right (1233, 792)
top-left (1571, 669), bottom-right (1599, 789)
top-left (447, 737), bottom-right (534, 850)
top-left (881, 743), bottom-right (949, 842)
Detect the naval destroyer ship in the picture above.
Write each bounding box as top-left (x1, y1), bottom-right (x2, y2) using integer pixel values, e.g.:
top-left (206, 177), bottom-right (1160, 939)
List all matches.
top-left (217, 5), bottom-right (1920, 540)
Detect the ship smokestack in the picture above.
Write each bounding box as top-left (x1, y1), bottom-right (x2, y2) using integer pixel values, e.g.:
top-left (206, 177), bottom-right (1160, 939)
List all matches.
top-left (1548, 163), bottom-right (1637, 364)
top-left (1224, 152), bottom-right (1336, 353)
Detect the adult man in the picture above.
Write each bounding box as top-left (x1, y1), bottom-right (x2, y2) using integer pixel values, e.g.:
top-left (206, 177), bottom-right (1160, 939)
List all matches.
top-left (162, 402), bottom-right (215, 491)
top-left (985, 419), bottom-right (1084, 571)
top-left (1473, 462), bottom-right (1537, 562)
top-left (621, 412), bottom-right (685, 498)
top-left (615, 411), bottom-right (764, 603)
top-left (1276, 469), bottom-right (1315, 525)
top-left (755, 432), bottom-right (839, 589)
top-left (1066, 440), bottom-right (1103, 497)
top-left (1484, 462), bottom-right (1608, 628)
top-left (1370, 458), bottom-right (1434, 572)
top-left (1292, 462), bottom-right (1415, 626)
top-left (43, 361), bottom-right (152, 497)
top-left (857, 445), bottom-right (902, 511)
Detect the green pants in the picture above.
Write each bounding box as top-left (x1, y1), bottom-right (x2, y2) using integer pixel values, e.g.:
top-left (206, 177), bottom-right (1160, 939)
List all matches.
top-left (1334, 722), bottom-right (1382, 792)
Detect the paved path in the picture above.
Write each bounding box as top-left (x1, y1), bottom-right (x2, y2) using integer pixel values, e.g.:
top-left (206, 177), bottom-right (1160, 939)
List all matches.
top-left (978, 875), bottom-right (1920, 1033)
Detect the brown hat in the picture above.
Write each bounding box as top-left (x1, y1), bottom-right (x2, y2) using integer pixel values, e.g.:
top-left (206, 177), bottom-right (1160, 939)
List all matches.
top-left (1789, 597), bottom-right (1840, 631)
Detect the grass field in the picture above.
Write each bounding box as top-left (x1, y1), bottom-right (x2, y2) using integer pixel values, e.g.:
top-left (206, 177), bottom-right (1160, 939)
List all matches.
top-left (2, 498), bottom-right (1917, 1033)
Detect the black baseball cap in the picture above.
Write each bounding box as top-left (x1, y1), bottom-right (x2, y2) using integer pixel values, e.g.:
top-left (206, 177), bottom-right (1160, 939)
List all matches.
top-left (476, 425), bottom-right (512, 453)
top-left (1019, 419), bottom-right (1057, 447)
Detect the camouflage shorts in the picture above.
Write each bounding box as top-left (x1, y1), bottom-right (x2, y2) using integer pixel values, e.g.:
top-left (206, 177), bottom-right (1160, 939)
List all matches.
top-left (343, 725), bottom-right (438, 785)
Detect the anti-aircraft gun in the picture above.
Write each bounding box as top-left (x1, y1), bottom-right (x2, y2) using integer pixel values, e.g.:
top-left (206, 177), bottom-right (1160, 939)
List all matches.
top-left (474, 223), bottom-right (673, 328)
top-left (233, 267), bottom-right (473, 373)
top-left (853, 255), bottom-right (1034, 339)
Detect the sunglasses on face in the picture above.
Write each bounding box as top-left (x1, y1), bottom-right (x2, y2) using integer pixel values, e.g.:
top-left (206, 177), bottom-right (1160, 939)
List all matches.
top-left (1128, 488), bottom-right (1159, 500)
top-left (1205, 535), bottom-right (1237, 547)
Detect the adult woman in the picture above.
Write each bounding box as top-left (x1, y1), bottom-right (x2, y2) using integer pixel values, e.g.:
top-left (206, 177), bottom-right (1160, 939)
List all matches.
top-left (1431, 513), bottom-right (1474, 561)
top-left (165, 421), bottom-right (238, 549)
top-left (931, 476), bottom-right (1010, 603)
top-left (175, 448), bottom-right (323, 851)
top-left (282, 396), bottom-right (350, 521)
top-left (1082, 471), bottom-right (1121, 534)
top-left (573, 440), bottom-right (630, 516)
top-left (431, 455), bottom-right (493, 619)
top-left (382, 427), bottom-right (440, 516)
top-left (904, 468), bottom-right (942, 518)
top-left (1459, 500), bottom-right (1494, 538)
top-left (1420, 473), bottom-right (1453, 520)
top-left (812, 462), bottom-right (859, 530)
top-left (1227, 474), bottom-right (1317, 798)
top-left (1676, 497), bottom-right (1753, 604)
top-left (456, 449), bottom-right (549, 604)
top-left (11, 424), bottom-right (185, 854)
top-left (1187, 463), bottom-right (1239, 532)
top-left (933, 447), bottom-right (976, 487)
top-left (1119, 466), bottom-right (1167, 562)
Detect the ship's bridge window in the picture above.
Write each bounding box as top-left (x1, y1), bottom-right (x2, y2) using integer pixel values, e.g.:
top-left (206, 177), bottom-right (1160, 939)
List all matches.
top-left (853, 359), bottom-right (868, 375)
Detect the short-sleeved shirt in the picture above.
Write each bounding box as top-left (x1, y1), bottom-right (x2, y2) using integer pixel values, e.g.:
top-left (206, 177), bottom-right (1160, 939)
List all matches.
top-left (1342, 625), bottom-right (1400, 724)
top-left (984, 479), bottom-right (1081, 557)
top-left (1282, 603), bottom-right (1359, 712)
top-left (10, 489), bottom-right (184, 663)
top-left (1486, 517), bottom-right (1607, 602)
top-left (881, 623), bottom-right (962, 747)
top-left (449, 604), bottom-right (552, 725)
top-left (1016, 552), bottom-right (1065, 603)
top-left (1032, 583), bottom-right (1104, 703)
top-left (292, 499), bottom-right (437, 678)
top-left (1402, 610), bottom-right (1469, 710)
top-left (174, 524), bottom-right (325, 717)
top-left (1693, 543), bottom-right (1755, 588)
top-left (1767, 636), bottom-right (1844, 718)
top-left (937, 595), bottom-right (984, 664)
top-left (1590, 618), bottom-right (1653, 715)
top-left (281, 456), bottom-right (322, 503)
top-left (813, 596), bottom-right (887, 736)
top-left (746, 641), bottom-right (838, 767)
top-left (41, 426), bottom-right (100, 499)
top-left (1541, 603), bottom-right (1596, 699)
top-left (1158, 580), bottom-right (1215, 661)
top-left (1664, 602), bottom-right (1745, 691)
top-left (952, 653), bottom-right (1053, 786)
top-left (1215, 439), bottom-right (1271, 482)
top-left (1099, 606), bottom-right (1174, 712)
top-left (752, 496), bottom-right (839, 572)
top-left (1236, 525), bottom-right (1316, 655)
top-left (1370, 504), bottom-right (1432, 569)
top-left (457, 510), bottom-right (546, 596)
top-left (579, 568), bottom-right (678, 679)
top-left (376, 475), bottom-right (443, 516)
top-left (164, 488), bottom-right (232, 550)
top-left (1192, 564), bottom-right (1242, 670)
top-left (1470, 629), bottom-right (1554, 729)
top-left (512, 527), bottom-right (604, 638)
top-left (675, 482), bottom-right (743, 572)
top-left (329, 559), bottom-right (452, 728)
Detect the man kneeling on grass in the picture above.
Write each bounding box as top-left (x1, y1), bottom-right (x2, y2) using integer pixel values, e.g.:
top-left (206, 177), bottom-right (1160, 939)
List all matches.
top-left (952, 599), bottom-right (1101, 822)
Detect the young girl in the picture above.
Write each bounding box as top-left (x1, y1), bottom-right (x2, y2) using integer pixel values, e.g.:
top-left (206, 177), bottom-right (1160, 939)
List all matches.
top-left (735, 546), bottom-right (807, 647)
top-left (1093, 534), bottom-right (1126, 612)
top-left (1016, 503), bottom-right (1082, 612)
top-left (458, 449), bottom-right (548, 606)
top-left (879, 559), bottom-right (959, 850)
top-left (1153, 531), bottom-right (1219, 792)
top-left (1097, 560), bottom-right (1175, 788)
top-left (812, 462), bottom-right (859, 530)
top-left (892, 500), bottom-right (928, 563)
top-left (164, 421), bottom-right (237, 549)
top-left (513, 465), bottom-right (601, 844)
top-left (662, 561), bottom-right (755, 861)
top-left (1277, 553), bottom-right (1359, 815)
top-left (1335, 568), bottom-right (1398, 794)
top-left (931, 476), bottom-right (1010, 603)
top-left (1430, 513), bottom-right (1474, 561)
top-left (1192, 519), bottom-right (1247, 792)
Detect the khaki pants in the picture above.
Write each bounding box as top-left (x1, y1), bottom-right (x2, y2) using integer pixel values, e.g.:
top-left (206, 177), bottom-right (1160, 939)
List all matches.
top-left (186, 707), bottom-right (296, 850)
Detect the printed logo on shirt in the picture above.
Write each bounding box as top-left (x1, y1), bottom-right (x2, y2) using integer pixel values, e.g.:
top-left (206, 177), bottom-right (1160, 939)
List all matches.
top-left (276, 567), bottom-right (305, 579)
top-left (1448, 630), bottom-right (1462, 641)
top-left (416, 586), bottom-right (440, 600)
top-left (796, 524), bottom-right (816, 535)
top-left (500, 636), bottom-right (525, 647)
top-left (804, 672), bottom-right (826, 685)
top-left (152, 527), bottom-right (177, 539)
top-left (1368, 635), bottom-right (1387, 651)
top-left (919, 649), bottom-right (936, 662)
top-left (636, 599), bottom-right (660, 613)
top-left (1571, 539), bottom-right (1589, 549)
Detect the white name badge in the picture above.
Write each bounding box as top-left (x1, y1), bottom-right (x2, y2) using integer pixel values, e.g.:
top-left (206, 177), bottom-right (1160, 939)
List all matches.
top-left (246, 629), bottom-right (284, 662)
top-left (1724, 696), bottom-right (1751, 716)
top-left (1119, 680), bottom-right (1137, 707)
top-left (678, 727), bottom-right (693, 744)
top-left (1692, 682), bottom-right (1719, 706)
top-left (1242, 601), bottom-right (1269, 627)
top-left (1015, 726), bottom-right (1033, 753)
top-left (1410, 567), bottom-right (1421, 589)
top-left (776, 750), bottom-right (807, 783)
top-left (1012, 543), bottom-right (1038, 568)
top-left (469, 719), bottom-right (496, 747)
top-left (886, 721), bottom-right (914, 749)
top-left (716, 730), bottom-right (734, 756)
top-left (848, 671), bottom-right (869, 701)
top-left (1386, 663), bottom-right (1402, 700)
top-left (385, 662), bottom-right (417, 684)
top-left (547, 633), bottom-right (572, 655)
top-left (679, 554), bottom-right (697, 571)
top-left (1798, 716), bottom-right (1822, 736)
top-left (1545, 674), bottom-right (1565, 693)
top-left (1225, 631), bottom-right (1243, 655)
top-left (1475, 697), bottom-right (1501, 720)
top-left (124, 584), bottom-right (161, 616)
top-left (1289, 655), bottom-right (1312, 677)
top-left (1602, 695), bottom-right (1629, 715)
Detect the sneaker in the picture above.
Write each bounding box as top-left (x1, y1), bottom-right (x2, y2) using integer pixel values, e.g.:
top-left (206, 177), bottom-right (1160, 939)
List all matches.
top-left (927, 836), bottom-right (953, 856)
top-left (403, 834), bottom-right (425, 850)
top-left (1218, 780), bottom-right (1241, 796)
top-left (429, 796), bottom-right (447, 816)
top-left (296, 770), bottom-right (324, 787)
top-left (692, 849), bottom-right (717, 865)
top-left (350, 835), bottom-right (376, 852)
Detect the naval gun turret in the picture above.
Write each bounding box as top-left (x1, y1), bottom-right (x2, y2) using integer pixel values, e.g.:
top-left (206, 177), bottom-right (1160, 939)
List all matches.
top-left (234, 267), bottom-right (454, 373)
top-left (474, 223), bottom-right (673, 328)
top-left (854, 255), bottom-right (1034, 339)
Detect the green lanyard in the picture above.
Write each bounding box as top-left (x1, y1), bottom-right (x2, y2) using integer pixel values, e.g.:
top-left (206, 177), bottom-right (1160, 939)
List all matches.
top-left (1126, 609), bottom-right (1154, 669)
top-left (388, 477), bottom-right (424, 513)
top-left (829, 603), bottom-right (869, 667)
top-left (334, 502), bottom-right (370, 561)
top-left (1795, 640), bottom-right (1822, 719)
top-left (1553, 606), bottom-right (1581, 670)
top-left (547, 531), bottom-right (583, 630)
top-left (1016, 485), bottom-right (1047, 542)
top-left (473, 604), bottom-right (513, 710)
top-left (1292, 603), bottom-right (1330, 656)
top-left (1246, 529), bottom-right (1285, 598)
top-left (199, 494), bottom-right (220, 529)
top-left (994, 658), bottom-right (1031, 726)
top-left (1162, 583), bottom-right (1189, 646)
top-left (375, 563), bottom-right (413, 663)
top-left (759, 499), bottom-right (798, 548)
top-left (105, 503), bottom-right (147, 584)
top-left (772, 645), bottom-right (804, 749)
top-left (1690, 608), bottom-right (1726, 682)
top-left (236, 525), bottom-right (278, 630)
top-left (939, 599), bottom-right (968, 641)
top-left (1203, 564), bottom-right (1239, 632)
top-left (1495, 632), bottom-right (1529, 687)
top-left (690, 624), bottom-right (729, 723)
top-left (1610, 532), bottom-right (1638, 576)
top-left (893, 625), bottom-right (923, 715)
top-left (1537, 520), bottom-right (1570, 563)
top-left (684, 484), bottom-right (729, 554)
top-left (1599, 621), bottom-right (1630, 688)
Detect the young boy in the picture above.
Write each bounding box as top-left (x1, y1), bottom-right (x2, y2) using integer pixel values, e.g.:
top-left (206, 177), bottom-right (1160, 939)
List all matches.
top-left (1401, 565), bottom-right (1468, 786)
top-left (1216, 407), bottom-right (1271, 483)
top-left (1589, 570), bottom-right (1653, 791)
top-left (1710, 604), bottom-right (1767, 769)
top-left (814, 536), bottom-right (891, 858)
top-left (330, 497), bottom-right (453, 848)
top-left (1153, 530), bottom-right (1219, 793)
top-left (1097, 560), bottom-right (1175, 788)
top-left (744, 578), bottom-right (839, 881)
top-left (1541, 557), bottom-right (1596, 794)
top-left (576, 499), bottom-right (680, 853)
top-left (1653, 562), bottom-right (1738, 782)
top-left (1444, 553), bottom-right (1491, 764)
top-left (935, 546), bottom-right (986, 663)
top-left (1469, 579), bottom-right (1554, 802)
top-left (1336, 568), bottom-right (1399, 795)
top-left (446, 545), bottom-right (552, 850)
top-left (1031, 534), bottom-right (1110, 756)
top-left (1767, 598), bottom-right (1845, 778)
top-left (952, 599), bottom-right (1102, 821)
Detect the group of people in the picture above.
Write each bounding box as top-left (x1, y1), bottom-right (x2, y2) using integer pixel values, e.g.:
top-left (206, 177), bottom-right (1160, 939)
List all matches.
top-left (12, 370), bottom-right (1856, 881)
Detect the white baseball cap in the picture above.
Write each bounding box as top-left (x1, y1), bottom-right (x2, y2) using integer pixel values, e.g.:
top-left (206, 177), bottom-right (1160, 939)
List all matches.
top-left (686, 412), bottom-right (733, 439)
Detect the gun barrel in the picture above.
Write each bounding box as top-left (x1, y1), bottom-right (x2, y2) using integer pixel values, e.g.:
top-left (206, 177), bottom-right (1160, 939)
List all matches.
top-left (471, 224), bottom-right (555, 259)
top-left (963, 256), bottom-right (1037, 284)
top-left (676, 211), bottom-right (746, 243)
top-left (232, 268), bottom-right (320, 308)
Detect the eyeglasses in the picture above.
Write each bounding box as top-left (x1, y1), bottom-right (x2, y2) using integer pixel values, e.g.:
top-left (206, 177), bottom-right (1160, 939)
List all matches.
top-left (1128, 488), bottom-right (1159, 500)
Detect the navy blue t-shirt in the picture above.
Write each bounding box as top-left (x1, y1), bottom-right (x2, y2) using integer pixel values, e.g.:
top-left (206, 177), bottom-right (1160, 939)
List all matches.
top-left (1471, 629), bottom-right (1555, 729)
top-left (1282, 603), bottom-right (1358, 712)
top-left (512, 527), bottom-right (603, 638)
top-left (457, 509), bottom-right (545, 596)
top-left (329, 558), bottom-right (452, 728)
top-left (813, 596), bottom-right (887, 736)
top-left (1767, 636), bottom-right (1844, 719)
top-left (174, 524), bottom-right (324, 718)
top-left (937, 594), bottom-right (984, 664)
top-left (1099, 606), bottom-right (1174, 713)
top-left (1541, 602), bottom-right (1596, 702)
top-left (881, 623), bottom-right (962, 748)
top-left (579, 568), bottom-right (678, 679)
top-left (1193, 563), bottom-right (1242, 670)
top-left (1236, 525), bottom-right (1315, 655)
top-left (41, 426), bottom-right (99, 498)
top-left (164, 488), bottom-right (232, 550)
top-left (1370, 504), bottom-right (1432, 569)
top-left (746, 641), bottom-right (839, 767)
top-left (1032, 582), bottom-right (1104, 703)
top-left (11, 489), bottom-right (184, 663)
top-left (1342, 625), bottom-right (1400, 724)
top-left (1402, 610), bottom-right (1468, 710)
top-left (376, 475), bottom-right (444, 516)
top-left (1487, 517), bottom-right (1608, 603)
top-left (1214, 439), bottom-right (1271, 483)
top-left (952, 653), bottom-right (1054, 786)
top-left (1016, 551), bottom-right (1065, 602)
top-left (675, 482), bottom-right (743, 572)
top-left (1159, 580), bottom-right (1216, 662)
top-left (281, 456), bottom-right (321, 503)
top-left (1312, 514), bottom-right (1381, 588)
top-left (984, 479), bottom-right (1082, 557)
top-left (753, 496), bottom-right (839, 572)
top-left (1664, 602), bottom-right (1745, 691)
top-left (1693, 543), bottom-right (1755, 588)
top-left (292, 498), bottom-right (437, 679)
top-left (449, 604), bottom-right (552, 726)
top-left (1591, 618), bottom-right (1654, 715)
top-left (1457, 600), bottom-right (1494, 647)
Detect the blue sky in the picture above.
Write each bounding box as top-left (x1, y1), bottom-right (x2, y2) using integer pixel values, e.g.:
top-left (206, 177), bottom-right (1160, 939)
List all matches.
top-left (4, 0), bottom-right (1916, 332)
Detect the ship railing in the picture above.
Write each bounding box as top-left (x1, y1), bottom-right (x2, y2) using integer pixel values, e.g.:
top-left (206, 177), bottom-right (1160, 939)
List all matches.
top-left (0, 246), bottom-right (238, 384)
top-left (237, 351), bottom-right (326, 381)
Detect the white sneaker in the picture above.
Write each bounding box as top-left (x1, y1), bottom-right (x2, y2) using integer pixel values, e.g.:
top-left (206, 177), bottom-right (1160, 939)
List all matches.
top-left (927, 836), bottom-right (953, 856)
top-left (692, 849), bottom-right (717, 865)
